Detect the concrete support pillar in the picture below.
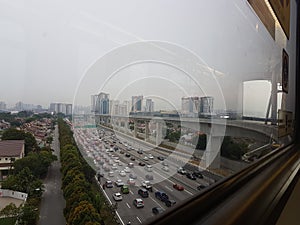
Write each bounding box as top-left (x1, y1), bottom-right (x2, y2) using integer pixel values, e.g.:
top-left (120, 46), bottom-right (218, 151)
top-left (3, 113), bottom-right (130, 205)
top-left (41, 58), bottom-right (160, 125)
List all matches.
top-left (271, 71), bottom-right (277, 125)
top-left (205, 135), bottom-right (222, 169)
top-left (156, 122), bottom-right (163, 146)
top-left (145, 121), bottom-right (150, 141)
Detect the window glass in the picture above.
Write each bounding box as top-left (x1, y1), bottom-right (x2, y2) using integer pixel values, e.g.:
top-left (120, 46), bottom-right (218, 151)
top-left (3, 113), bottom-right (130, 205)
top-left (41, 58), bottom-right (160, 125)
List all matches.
top-left (0, 0), bottom-right (298, 224)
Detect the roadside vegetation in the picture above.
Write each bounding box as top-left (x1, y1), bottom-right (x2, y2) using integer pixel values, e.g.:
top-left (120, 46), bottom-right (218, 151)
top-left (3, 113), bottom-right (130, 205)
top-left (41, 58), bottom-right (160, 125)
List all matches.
top-left (0, 129), bottom-right (56, 225)
top-left (58, 118), bottom-right (118, 225)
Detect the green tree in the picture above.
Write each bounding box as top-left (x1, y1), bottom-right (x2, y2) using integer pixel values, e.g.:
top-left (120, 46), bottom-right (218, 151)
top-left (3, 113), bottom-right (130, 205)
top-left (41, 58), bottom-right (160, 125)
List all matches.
top-left (67, 200), bottom-right (101, 225)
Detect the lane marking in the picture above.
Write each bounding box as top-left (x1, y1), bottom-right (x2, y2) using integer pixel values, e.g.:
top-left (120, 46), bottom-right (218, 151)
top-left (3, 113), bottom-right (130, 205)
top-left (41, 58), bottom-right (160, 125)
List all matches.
top-left (164, 185), bottom-right (173, 192)
top-left (136, 216), bottom-right (142, 224)
top-left (115, 211), bottom-right (125, 225)
top-left (149, 196), bottom-right (165, 209)
top-left (184, 189), bottom-right (193, 196)
top-left (126, 203), bottom-right (131, 208)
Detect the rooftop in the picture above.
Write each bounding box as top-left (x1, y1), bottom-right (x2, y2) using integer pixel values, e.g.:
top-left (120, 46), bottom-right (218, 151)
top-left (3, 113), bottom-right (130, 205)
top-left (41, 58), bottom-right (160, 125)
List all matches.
top-left (0, 140), bottom-right (25, 157)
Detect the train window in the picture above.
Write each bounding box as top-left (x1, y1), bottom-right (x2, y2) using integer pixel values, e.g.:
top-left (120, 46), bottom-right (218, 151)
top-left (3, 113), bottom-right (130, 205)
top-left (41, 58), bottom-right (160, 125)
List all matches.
top-left (1, 1), bottom-right (298, 225)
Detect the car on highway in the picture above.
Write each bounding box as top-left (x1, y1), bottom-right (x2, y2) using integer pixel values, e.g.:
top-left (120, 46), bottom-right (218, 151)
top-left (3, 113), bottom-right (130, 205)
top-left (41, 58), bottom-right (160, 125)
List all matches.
top-left (119, 170), bottom-right (126, 177)
top-left (162, 161), bottom-right (168, 166)
top-left (157, 156), bottom-right (165, 161)
top-left (129, 173), bottom-right (137, 179)
top-left (139, 162), bottom-right (146, 166)
top-left (193, 171), bottom-right (204, 179)
top-left (125, 153), bottom-right (130, 157)
top-left (173, 183), bottom-right (184, 191)
top-left (148, 154), bottom-right (154, 159)
top-left (120, 150), bottom-right (124, 154)
top-left (113, 192), bottom-right (122, 201)
top-left (137, 149), bottom-right (143, 154)
top-left (133, 198), bottom-right (144, 208)
top-left (186, 172), bottom-right (196, 180)
top-left (162, 166), bottom-right (169, 172)
top-left (115, 179), bottom-right (125, 187)
top-left (155, 191), bottom-right (169, 202)
top-left (121, 185), bottom-right (130, 194)
top-left (108, 171), bottom-right (114, 177)
top-left (130, 156), bottom-right (135, 161)
top-left (128, 162), bottom-right (134, 168)
top-left (127, 178), bottom-right (136, 185)
top-left (143, 156), bottom-right (149, 161)
top-left (138, 188), bottom-right (149, 198)
top-left (105, 180), bottom-right (113, 188)
top-left (197, 184), bottom-right (207, 190)
top-left (124, 167), bottom-right (131, 173)
top-left (145, 165), bottom-right (153, 172)
top-left (152, 207), bottom-right (164, 215)
top-left (177, 167), bottom-right (187, 175)
top-left (165, 199), bottom-right (176, 207)
top-left (141, 180), bottom-right (153, 192)
top-left (145, 174), bottom-right (154, 180)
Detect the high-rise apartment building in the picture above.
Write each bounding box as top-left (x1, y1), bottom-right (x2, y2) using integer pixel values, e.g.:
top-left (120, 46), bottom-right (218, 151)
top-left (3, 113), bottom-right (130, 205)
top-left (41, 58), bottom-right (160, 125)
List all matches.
top-left (200, 96), bottom-right (214, 114)
top-left (95, 92), bottom-right (110, 114)
top-left (49, 103), bottom-right (72, 115)
top-left (131, 96), bottom-right (143, 112)
top-left (145, 99), bottom-right (154, 112)
top-left (181, 97), bottom-right (200, 114)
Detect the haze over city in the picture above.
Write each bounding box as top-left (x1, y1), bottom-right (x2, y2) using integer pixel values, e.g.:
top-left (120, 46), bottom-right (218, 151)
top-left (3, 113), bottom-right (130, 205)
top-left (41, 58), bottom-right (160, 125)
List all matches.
top-left (0, 0), bottom-right (287, 117)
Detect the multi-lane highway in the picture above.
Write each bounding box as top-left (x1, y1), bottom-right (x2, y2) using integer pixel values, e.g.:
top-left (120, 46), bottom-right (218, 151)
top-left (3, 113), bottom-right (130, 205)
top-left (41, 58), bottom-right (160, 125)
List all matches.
top-left (74, 127), bottom-right (223, 225)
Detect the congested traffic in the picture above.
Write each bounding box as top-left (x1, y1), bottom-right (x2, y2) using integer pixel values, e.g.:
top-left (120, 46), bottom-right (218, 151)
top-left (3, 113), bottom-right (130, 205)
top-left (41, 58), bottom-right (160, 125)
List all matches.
top-left (74, 126), bottom-right (221, 224)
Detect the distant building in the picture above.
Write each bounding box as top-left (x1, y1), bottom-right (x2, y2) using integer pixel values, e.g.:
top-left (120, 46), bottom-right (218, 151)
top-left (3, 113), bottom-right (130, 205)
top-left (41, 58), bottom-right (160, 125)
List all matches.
top-left (181, 97), bottom-right (200, 115)
top-left (91, 95), bottom-right (98, 113)
top-left (0, 140), bottom-right (25, 180)
top-left (145, 99), bottom-right (154, 112)
top-left (0, 101), bottom-right (6, 111)
top-left (95, 92), bottom-right (110, 114)
top-left (66, 104), bottom-right (72, 115)
top-left (132, 96), bottom-right (143, 112)
top-left (49, 103), bottom-right (72, 115)
top-left (200, 96), bottom-right (214, 114)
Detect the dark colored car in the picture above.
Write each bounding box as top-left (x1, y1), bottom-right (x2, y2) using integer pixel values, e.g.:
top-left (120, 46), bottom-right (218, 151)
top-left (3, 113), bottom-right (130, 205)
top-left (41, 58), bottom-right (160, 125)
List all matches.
top-left (125, 153), bottom-right (130, 157)
top-left (186, 172), bottom-right (196, 180)
top-left (130, 157), bottom-right (135, 161)
top-left (152, 207), bottom-right (164, 215)
top-left (155, 191), bottom-right (169, 202)
top-left (139, 162), bottom-right (145, 166)
top-left (138, 188), bottom-right (149, 198)
top-left (197, 184), bottom-right (207, 190)
top-left (193, 171), bottom-right (204, 179)
top-left (157, 156), bottom-right (165, 161)
top-left (165, 199), bottom-right (176, 207)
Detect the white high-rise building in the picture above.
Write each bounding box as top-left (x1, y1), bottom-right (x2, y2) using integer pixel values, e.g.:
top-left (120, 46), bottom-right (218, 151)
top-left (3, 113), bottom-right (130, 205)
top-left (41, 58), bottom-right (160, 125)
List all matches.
top-left (145, 99), bottom-right (154, 112)
top-left (200, 96), bottom-right (214, 114)
top-left (181, 97), bottom-right (199, 114)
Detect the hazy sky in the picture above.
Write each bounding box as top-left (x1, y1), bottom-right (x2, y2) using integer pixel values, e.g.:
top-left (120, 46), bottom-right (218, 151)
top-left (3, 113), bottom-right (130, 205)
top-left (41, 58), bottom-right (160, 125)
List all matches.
top-left (0, 0), bottom-right (294, 117)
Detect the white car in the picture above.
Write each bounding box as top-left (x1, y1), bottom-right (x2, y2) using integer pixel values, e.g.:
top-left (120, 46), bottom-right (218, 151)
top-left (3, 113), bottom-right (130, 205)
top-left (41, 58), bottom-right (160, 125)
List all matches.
top-left (119, 170), bottom-right (126, 177)
top-left (162, 166), bottom-right (169, 172)
top-left (127, 178), bottom-right (136, 185)
top-left (143, 156), bottom-right (149, 161)
top-left (124, 167), bottom-right (131, 173)
top-left (108, 171), bottom-right (114, 177)
top-left (115, 179), bottom-right (125, 187)
top-left (113, 192), bottom-right (123, 201)
top-left (148, 154), bottom-right (154, 159)
top-left (145, 165), bottom-right (153, 172)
